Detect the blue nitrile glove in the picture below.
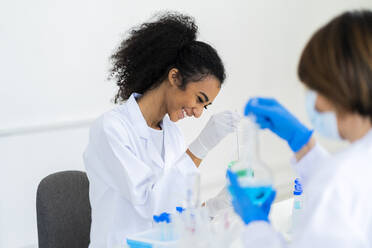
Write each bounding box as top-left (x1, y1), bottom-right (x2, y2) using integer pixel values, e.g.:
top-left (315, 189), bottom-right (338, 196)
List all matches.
top-left (244, 97), bottom-right (313, 152)
top-left (227, 170), bottom-right (276, 225)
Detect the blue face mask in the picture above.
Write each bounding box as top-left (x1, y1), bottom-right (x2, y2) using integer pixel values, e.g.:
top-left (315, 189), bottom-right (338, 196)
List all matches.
top-left (305, 91), bottom-right (341, 140)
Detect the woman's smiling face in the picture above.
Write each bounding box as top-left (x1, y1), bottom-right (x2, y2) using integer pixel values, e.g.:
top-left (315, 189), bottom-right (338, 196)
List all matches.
top-left (165, 70), bottom-right (221, 122)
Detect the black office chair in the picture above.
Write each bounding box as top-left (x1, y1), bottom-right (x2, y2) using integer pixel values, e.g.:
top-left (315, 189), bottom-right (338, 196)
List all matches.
top-left (36, 170), bottom-right (91, 248)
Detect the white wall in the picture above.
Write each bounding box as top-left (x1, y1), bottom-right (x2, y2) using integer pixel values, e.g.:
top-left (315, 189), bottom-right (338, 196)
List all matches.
top-left (1, 0), bottom-right (371, 247)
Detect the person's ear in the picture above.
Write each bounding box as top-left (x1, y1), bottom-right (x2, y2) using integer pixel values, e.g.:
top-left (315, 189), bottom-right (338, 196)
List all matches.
top-left (168, 68), bottom-right (180, 87)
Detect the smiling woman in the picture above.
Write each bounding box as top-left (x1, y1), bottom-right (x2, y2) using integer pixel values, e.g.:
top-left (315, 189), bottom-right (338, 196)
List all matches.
top-left (83, 12), bottom-right (240, 248)
top-left (109, 12), bottom-right (226, 126)
top-left (136, 69), bottom-right (221, 126)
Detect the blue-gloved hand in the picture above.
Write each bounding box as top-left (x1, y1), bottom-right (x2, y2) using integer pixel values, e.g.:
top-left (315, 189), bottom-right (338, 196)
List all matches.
top-left (227, 170), bottom-right (276, 225)
top-left (244, 97), bottom-right (313, 152)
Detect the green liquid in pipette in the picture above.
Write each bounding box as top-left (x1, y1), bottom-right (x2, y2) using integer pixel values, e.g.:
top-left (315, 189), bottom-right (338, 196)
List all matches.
top-left (227, 160), bottom-right (238, 169)
top-left (227, 161), bottom-right (254, 177)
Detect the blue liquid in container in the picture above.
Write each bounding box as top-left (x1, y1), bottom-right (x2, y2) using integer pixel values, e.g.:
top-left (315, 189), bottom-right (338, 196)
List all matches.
top-left (231, 186), bottom-right (273, 205)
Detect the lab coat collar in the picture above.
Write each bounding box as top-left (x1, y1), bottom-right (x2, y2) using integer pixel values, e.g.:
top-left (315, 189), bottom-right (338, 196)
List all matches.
top-left (125, 93), bottom-right (151, 140)
top-left (125, 93), bottom-right (174, 168)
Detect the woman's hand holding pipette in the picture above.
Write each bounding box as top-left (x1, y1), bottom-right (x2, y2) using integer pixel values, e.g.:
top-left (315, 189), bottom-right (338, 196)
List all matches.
top-left (189, 110), bottom-right (241, 159)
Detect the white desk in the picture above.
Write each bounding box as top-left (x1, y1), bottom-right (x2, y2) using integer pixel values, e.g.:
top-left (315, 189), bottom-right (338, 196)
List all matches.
top-left (122, 198), bottom-right (294, 248)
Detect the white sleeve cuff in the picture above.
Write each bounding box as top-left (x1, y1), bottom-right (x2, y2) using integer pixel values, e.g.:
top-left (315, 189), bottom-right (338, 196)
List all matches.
top-left (290, 144), bottom-right (329, 186)
top-left (188, 137), bottom-right (209, 159)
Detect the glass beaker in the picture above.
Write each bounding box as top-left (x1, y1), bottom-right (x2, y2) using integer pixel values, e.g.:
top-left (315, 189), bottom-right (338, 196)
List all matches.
top-left (229, 115), bottom-right (274, 205)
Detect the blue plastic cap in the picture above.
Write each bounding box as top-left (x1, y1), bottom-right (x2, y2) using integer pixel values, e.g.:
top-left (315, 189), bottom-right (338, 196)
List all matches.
top-left (294, 179), bottom-right (302, 188)
top-left (165, 216), bottom-right (170, 223)
top-left (293, 178), bottom-right (303, 195)
top-left (153, 215), bottom-right (159, 223)
top-left (176, 207), bottom-right (185, 213)
top-left (294, 178), bottom-right (302, 185)
top-left (159, 212), bottom-right (171, 223)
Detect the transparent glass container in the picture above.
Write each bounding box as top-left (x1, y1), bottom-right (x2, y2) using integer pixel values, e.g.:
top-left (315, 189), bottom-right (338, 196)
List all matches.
top-left (229, 115), bottom-right (274, 205)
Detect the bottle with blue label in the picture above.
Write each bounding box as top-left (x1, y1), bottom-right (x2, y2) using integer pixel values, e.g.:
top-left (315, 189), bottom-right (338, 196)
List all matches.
top-left (291, 178), bottom-right (304, 232)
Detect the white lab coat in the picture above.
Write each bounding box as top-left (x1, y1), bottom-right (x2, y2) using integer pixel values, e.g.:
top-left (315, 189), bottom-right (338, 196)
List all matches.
top-left (242, 129), bottom-right (372, 248)
top-left (83, 93), bottom-right (198, 248)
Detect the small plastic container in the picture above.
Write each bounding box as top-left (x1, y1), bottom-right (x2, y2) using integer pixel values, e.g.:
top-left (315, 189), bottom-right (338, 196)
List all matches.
top-left (290, 178), bottom-right (304, 234)
top-left (127, 212), bottom-right (179, 248)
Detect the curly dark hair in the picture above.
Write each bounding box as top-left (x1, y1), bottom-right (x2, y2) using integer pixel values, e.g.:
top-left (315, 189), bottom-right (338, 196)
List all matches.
top-left (109, 12), bottom-right (226, 103)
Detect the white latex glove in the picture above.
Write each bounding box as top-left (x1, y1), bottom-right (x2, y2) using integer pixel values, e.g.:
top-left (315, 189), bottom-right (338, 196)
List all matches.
top-left (205, 186), bottom-right (232, 217)
top-left (188, 110), bottom-right (241, 159)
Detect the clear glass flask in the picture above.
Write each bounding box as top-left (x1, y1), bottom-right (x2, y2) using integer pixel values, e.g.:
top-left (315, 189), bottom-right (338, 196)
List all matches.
top-left (229, 115), bottom-right (274, 205)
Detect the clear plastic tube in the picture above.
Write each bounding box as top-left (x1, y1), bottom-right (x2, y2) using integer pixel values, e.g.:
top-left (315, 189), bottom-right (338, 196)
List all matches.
top-left (185, 173), bottom-right (201, 209)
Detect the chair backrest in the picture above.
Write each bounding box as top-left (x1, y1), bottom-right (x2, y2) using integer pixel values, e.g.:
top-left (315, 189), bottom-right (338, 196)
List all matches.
top-left (36, 170), bottom-right (91, 248)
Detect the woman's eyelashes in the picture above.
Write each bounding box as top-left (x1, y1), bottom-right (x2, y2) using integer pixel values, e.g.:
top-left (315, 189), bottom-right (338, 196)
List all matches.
top-left (197, 96), bottom-right (208, 110)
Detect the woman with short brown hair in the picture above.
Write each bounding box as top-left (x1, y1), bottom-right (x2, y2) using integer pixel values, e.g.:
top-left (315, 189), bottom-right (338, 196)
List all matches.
top-left (229, 10), bottom-right (372, 247)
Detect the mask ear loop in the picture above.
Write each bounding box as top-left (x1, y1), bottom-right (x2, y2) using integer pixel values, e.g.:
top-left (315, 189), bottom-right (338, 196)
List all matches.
top-left (305, 90), bottom-right (318, 126)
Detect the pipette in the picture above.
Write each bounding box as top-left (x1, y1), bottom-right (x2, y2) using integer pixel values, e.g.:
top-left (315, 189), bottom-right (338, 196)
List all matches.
top-left (235, 109), bottom-right (240, 161)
